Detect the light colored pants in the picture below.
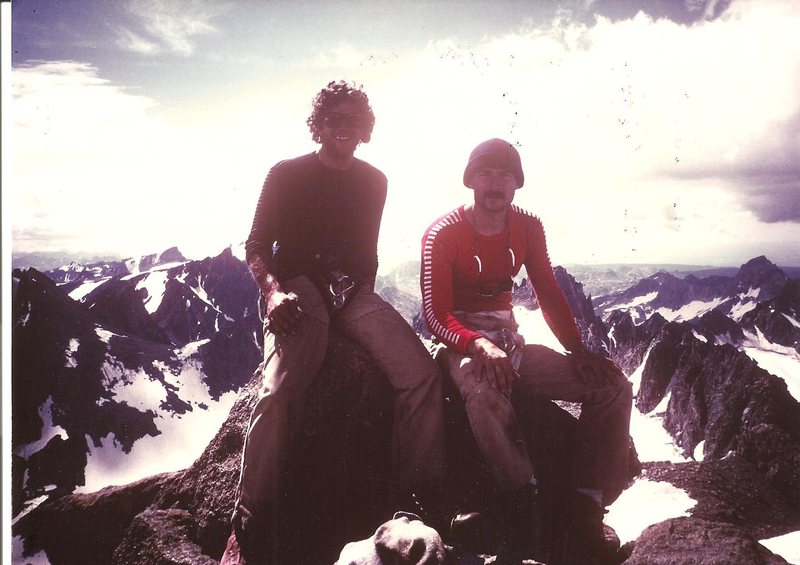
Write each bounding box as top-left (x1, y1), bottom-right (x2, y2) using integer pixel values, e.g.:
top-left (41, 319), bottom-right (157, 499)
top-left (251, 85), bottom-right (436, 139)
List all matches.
top-left (439, 311), bottom-right (632, 504)
top-left (235, 276), bottom-right (447, 526)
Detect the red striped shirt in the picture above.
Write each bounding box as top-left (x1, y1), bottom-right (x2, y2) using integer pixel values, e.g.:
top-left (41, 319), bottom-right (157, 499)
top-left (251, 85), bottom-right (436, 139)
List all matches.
top-left (420, 205), bottom-right (582, 354)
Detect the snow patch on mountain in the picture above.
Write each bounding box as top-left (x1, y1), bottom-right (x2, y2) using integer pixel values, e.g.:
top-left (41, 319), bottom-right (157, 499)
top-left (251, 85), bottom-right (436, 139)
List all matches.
top-left (628, 351), bottom-right (689, 464)
top-left (606, 291), bottom-right (658, 322)
top-left (742, 337), bottom-right (800, 402)
top-left (95, 327), bottom-right (116, 344)
top-left (730, 300), bottom-right (758, 320)
top-left (77, 360), bottom-right (237, 493)
top-left (15, 397), bottom-right (69, 459)
top-left (783, 312), bottom-right (800, 330)
top-left (20, 301), bottom-right (32, 327)
top-left (656, 297), bottom-right (725, 322)
top-left (64, 338), bottom-right (79, 368)
top-left (11, 536), bottom-right (49, 565)
top-left (135, 270), bottom-right (169, 315)
top-left (101, 361), bottom-right (166, 410)
top-left (607, 479), bottom-right (697, 545)
top-left (729, 287), bottom-right (761, 321)
top-left (176, 339), bottom-right (210, 359)
top-left (68, 277), bottom-right (109, 301)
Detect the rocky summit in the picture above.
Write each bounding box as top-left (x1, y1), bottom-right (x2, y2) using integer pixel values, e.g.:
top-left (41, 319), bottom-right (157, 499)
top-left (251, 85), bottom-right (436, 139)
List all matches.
top-left (10, 250), bottom-right (800, 564)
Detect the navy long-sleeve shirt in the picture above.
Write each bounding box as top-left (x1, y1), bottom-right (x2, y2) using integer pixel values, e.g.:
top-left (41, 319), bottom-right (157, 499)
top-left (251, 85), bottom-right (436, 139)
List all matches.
top-left (246, 152), bottom-right (387, 282)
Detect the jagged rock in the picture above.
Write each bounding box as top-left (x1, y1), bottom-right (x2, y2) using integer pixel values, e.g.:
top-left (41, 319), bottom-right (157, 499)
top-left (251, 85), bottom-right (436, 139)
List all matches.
top-left (554, 266), bottom-right (595, 323)
top-left (642, 459), bottom-right (800, 538)
top-left (638, 322), bottom-right (800, 507)
top-left (553, 266), bottom-right (614, 356)
top-left (149, 331), bottom-right (398, 564)
top-left (13, 328), bottom-right (634, 564)
top-left (138, 246), bottom-right (187, 272)
top-left (735, 256), bottom-right (788, 298)
top-left (151, 248), bottom-right (260, 345)
top-left (13, 471), bottom-right (180, 565)
top-left (113, 509), bottom-right (217, 565)
top-left (82, 277), bottom-right (171, 343)
top-left (740, 279), bottom-right (800, 353)
top-left (12, 250), bottom-right (264, 509)
top-left (595, 256), bottom-right (791, 323)
top-left (47, 260), bottom-right (131, 287)
top-left (512, 277), bottom-right (538, 309)
top-left (693, 308), bottom-right (746, 343)
top-left (606, 310), bottom-right (668, 376)
top-left (12, 268), bottom-right (166, 504)
top-left (626, 517), bottom-right (788, 564)
top-left (377, 285), bottom-right (421, 326)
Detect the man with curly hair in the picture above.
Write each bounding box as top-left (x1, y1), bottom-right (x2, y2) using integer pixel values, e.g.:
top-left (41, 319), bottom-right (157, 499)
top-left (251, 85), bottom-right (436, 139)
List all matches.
top-left (221, 81), bottom-right (447, 564)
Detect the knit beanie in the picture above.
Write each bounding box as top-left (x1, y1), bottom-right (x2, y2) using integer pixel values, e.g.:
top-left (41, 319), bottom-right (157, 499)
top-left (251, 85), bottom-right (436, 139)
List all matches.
top-left (463, 138), bottom-right (524, 188)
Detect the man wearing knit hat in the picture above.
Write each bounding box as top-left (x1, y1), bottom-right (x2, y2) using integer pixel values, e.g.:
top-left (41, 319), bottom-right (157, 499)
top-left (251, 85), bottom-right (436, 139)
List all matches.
top-left (420, 138), bottom-right (633, 564)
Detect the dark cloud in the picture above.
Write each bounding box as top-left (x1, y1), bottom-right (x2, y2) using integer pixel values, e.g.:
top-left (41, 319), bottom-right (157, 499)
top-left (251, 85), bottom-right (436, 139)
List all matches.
top-left (723, 111), bottom-right (800, 223)
top-left (672, 112), bottom-right (800, 223)
top-left (737, 178), bottom-right (800, 223)
top-left (576, 0), bottom-right (733, 25)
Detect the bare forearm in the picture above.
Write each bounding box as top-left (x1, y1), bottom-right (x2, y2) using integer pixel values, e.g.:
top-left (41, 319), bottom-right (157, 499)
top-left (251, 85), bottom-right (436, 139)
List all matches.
top-left (248, 254), bottom-right (283, 299)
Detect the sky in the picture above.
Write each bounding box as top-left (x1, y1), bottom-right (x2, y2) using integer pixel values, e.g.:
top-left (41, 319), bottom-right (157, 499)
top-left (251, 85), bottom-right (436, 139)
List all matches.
top-left (4, 0), bottom-right (800, 270)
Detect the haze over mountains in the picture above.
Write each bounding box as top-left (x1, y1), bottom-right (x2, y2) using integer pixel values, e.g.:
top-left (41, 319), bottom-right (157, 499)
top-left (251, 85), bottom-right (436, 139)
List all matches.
top-left (10, 246), bottom-right (800, 563)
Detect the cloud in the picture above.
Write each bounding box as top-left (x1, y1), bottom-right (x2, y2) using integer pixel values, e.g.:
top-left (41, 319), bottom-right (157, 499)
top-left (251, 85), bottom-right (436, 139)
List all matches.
top-left (122, 0), bottom-right (226, 56)
top-left (9, 0), bottom-right (800, 267)
top-left (569, 0), bottom-right (733, 26)
top-left (10, 61), bottom-right (163, 252)
top-left (685, 0), bottom-right (732, 21)
top-left (671, 112), bottom-right (800, 223)
top-left (9, 59), bottom-right (298, 259)
top-left (112, 26), bottom-right (160, 55)
top-left (355, 1), bottom-right (800, 265)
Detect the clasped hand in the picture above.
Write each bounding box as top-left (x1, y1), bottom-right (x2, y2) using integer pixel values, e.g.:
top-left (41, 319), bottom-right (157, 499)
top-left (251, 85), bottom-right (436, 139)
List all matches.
top-left (469, 337), bottom-right (517, 394)
top-left (570, 347), bottom-right (623, 386)
top-left (265, 291), bottom-right (302, 336)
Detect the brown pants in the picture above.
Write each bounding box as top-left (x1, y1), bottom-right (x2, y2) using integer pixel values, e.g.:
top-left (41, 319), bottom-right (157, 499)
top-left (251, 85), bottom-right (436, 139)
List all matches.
top-left (439, 311), bottom-right (632, 504)
top-left (234, 276), bottom-right (447, 527)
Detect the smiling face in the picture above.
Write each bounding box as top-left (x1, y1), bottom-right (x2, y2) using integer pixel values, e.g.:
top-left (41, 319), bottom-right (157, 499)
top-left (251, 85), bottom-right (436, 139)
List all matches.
top-left (317, 101), bottom-right (366, 160)
top-left (469, 167), bottom-right (519, 214)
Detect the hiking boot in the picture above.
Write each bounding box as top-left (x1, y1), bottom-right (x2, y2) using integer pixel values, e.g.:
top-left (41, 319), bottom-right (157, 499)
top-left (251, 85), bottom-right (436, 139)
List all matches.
top-left (449, 511), bottom-right (499, 556)
top-left (561, 492), bottom-right (621, 564)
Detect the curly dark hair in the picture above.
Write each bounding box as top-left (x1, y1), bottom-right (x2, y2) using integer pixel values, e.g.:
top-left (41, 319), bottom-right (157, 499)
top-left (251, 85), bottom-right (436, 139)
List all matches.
top-left (307, 80), bottom-right (376, 144)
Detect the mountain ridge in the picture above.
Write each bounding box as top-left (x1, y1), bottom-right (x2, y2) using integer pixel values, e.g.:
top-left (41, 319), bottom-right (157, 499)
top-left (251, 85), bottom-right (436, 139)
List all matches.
top-left (10, 247), bottom-right (800, 564)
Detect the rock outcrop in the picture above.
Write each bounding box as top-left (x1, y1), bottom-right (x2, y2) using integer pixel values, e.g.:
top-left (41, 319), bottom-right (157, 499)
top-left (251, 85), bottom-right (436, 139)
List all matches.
top-left (626, 517), bottom-right (788, 564)
top-left (627, 320), bottom-right (800, 508)
top-left (13, 329), bottom-right (638, 564)
top-left (625, 458), bottom-right (799, 564)
top-left (12, 249), bottom-right (264, 511)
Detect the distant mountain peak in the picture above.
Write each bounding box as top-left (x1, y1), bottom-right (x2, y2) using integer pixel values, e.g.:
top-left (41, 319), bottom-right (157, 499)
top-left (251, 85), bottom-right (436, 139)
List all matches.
top-left (738, 255), bottom-right (776, 275)
top-left (127, 247), bottom-right (187, 274)
top-left (735, 256), bottom-right (786, 294)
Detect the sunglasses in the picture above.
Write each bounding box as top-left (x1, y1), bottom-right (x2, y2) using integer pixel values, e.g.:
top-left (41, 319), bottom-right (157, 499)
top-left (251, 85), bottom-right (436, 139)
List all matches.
top-left (323, 113), bottom-right (363, 128)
